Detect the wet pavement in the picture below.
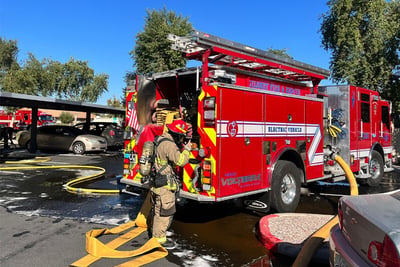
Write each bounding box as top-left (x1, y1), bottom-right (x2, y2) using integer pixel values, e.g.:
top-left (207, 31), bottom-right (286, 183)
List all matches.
top-left (1, 149), bottom-right (400, 266)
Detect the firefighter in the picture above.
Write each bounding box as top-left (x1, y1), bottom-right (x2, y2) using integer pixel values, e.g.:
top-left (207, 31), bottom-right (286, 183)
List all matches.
top-left (150, 119), bottom-right (191, 247)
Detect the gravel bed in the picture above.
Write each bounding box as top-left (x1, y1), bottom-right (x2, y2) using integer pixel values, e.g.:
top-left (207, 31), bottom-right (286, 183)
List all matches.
top-left (267, 214), bottom-right (335, 244)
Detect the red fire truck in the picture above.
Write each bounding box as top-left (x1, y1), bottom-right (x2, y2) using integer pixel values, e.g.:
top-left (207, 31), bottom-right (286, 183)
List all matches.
top-left (0, 108), bottom-right (54, 130)
top-left (120, 31), bottom-right (393, 213)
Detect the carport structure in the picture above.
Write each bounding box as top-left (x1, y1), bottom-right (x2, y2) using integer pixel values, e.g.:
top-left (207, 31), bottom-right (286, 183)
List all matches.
top-left (0, 91), bottom-right (125, 152)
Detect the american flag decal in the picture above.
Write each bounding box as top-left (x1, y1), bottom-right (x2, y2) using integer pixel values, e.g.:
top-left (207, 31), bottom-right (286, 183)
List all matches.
top-left (127, 109), bottom-right (138, 130)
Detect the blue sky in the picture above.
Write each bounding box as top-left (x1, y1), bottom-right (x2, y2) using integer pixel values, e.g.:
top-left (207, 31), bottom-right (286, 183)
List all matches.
top-left (1, 0), bottom-right (331, 105)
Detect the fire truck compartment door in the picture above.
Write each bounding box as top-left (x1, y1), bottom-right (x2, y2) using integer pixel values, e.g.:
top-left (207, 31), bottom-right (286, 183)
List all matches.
top-left (358, 89), bottom-right (373, 149)
top-left (379, 102), bottom-right (391, 147)
top-left (218, 88), bottom-right (264, 197)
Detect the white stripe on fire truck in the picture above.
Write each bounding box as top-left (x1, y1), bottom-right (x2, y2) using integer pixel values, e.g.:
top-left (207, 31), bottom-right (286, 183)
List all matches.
top-left (216, 120), bottom-right (323, 165)
top-left (349, 146), bottom-right (392, 160)
top-left (383, 146), bottom-right (392, 155)
top-left (217, 121), bottom-right (320, 137)
top-left (352, 149), bottom-right (372, 160)
top-left (351, 149), bottom-right (370, 159)
top-left (307, 124), bottom-right (321, 165)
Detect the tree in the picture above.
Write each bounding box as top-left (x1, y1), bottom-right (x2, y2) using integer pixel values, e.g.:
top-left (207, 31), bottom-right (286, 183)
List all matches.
top-left (49, 58), bottom-right (109, 102)
top-left (320, 0), bottom-right (400, 94)
top-left (130, 7), bottom-right (193, 75)
top-left (267, 48), bottom-right (293, 60)
top-left (0, 39), bottom-right (109, 103)
top-left (0, 38), bottom-right (18, 75)
top-left (59, 111), bottom-right (74, 124)
top-left (0, 38), bottom-right (19, 96)
top-left (2, 53), bottom-right (54, 95)
top-left (121, 71), bottom-right (137, 106)
top-left (107, 96), bottom-right (123, 108)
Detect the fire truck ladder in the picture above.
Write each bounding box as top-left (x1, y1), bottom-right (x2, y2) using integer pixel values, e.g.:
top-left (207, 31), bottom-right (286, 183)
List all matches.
top-left (168, 30), bottom-right (330, 86)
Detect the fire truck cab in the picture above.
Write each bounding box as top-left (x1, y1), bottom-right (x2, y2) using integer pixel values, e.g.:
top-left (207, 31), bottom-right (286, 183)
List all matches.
top-left (0, 108), bottom-right (54, 130)
top-left (120, 31), bottom-right (392, 213)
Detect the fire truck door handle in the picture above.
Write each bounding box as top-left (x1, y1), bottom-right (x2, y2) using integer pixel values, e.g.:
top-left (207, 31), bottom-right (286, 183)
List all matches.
top-left (360, 121), bottom-right (363, 138)
top-left (380, 122), bottom-right (383, 138)
top-left (245, 137), bottom-right (250, 145)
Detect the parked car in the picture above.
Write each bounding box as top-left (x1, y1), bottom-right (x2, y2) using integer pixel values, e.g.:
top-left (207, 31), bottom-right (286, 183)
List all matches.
top-left (17, 125), bottom-right (107, 154)
top-left (73, 122), bottom-right (124, 149)
top-left (329, 190), bottom-right (400, 267)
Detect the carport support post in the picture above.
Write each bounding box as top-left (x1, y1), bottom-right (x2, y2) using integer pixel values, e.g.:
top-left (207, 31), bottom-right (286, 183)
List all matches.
top-left (86, 112), bottom-right (91, 124)
top-left (30, 107), bottom-right (38, 153)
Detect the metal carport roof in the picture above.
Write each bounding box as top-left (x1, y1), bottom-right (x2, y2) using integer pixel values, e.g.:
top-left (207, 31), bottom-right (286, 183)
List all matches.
top-left (0, 92), bottom-right (125, 114)
top-left (0, 91), bottom-right (125, 153)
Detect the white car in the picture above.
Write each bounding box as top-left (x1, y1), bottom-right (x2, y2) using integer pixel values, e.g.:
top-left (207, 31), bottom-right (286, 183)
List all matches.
top-left (329, 190), bottom-right (400, 266)
top-left (18, 125), bottom-right (107, 154)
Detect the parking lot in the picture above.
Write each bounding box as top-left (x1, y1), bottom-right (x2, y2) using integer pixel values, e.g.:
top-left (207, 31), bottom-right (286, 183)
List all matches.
top-left (1, 144), bottom-right (400, 266)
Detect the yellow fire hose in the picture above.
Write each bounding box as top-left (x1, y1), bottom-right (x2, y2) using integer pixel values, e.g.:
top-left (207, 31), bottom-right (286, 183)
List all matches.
top-left (292, 154), bottom-right (358, 267)
top-left (1, 157), bottom-right (168, 265)
top-left (71, 193), bottom-right (168, 267)
top-left (1, 157), bottom-right (119, 194)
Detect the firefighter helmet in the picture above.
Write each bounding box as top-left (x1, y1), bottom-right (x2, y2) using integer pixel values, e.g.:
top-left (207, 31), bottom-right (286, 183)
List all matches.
top-left (166, 119), bottom-right (188, 135)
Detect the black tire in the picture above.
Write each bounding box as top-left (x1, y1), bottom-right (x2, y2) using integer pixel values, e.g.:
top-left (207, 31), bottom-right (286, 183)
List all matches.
top-left (367, 150), bottom-right (384, 187)
top-left (271, 160), bottom-right (301, 213)
top-left (72, 141), bottom-right (85, 155)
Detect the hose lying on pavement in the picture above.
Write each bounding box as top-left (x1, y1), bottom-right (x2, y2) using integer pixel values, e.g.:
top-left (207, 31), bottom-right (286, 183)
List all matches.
top-left (1, 157), bottom-right (168, 266)
top-left (0, 157), bottom-right (120, 195)
top-left (71, 192), bottom-right (168, 267)
top-left (292, 154), bottom-right (359, 267)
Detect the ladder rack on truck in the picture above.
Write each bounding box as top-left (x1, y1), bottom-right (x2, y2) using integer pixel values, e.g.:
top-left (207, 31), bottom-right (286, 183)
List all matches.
top-left (168, 31), bottom-right (330, 86)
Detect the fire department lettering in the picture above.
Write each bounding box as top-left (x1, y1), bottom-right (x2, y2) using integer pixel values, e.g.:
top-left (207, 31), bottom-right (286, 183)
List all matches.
top-left (249, 80), bottom-right (301, 95)
top-left (222, 174), bottom-right (261, 187)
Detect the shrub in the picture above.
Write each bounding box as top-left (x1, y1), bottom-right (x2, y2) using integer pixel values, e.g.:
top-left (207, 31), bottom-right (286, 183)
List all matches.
top-left (60, 112), bottom-right (74, 124)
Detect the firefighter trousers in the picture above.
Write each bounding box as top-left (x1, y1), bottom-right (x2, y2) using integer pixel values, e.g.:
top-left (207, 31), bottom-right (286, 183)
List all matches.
top-left (150, 186), bottom-right (176, 243)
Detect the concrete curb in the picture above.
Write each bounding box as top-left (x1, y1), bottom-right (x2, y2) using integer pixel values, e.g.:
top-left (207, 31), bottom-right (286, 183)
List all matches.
top-left (257, 213), bottom-right (334, 265)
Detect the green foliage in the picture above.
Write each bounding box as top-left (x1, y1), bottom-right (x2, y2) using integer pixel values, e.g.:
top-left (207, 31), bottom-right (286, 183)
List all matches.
top-left (2, 54), bottom-right (54, 95)
top-left (59, 111), bottom-right (74, 124)
top-left (267, 48), bottom-right (293, 59)
top-left (107, 96), bottom-right (123, 108)
top-left (0, 40), bottom-right (109, 103)
top-left (0, 38), bottom-right (18, 72)
top-left (51, 58), bottom-right (109, 102)
top-left (130, 7), bottom-right (193, 75)
top-left (320, 0), bottom-right (400, 93)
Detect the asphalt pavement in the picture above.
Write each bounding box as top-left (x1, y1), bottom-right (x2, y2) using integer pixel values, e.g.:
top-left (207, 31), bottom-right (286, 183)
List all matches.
top-left (0, 146), bottom-right (180, 267)
top-left (0, 205), bottom-right (183, 267)
top-left (2, 143), bottom-right (398, 267)
top-left (0, 146), bottom-right (329, 267)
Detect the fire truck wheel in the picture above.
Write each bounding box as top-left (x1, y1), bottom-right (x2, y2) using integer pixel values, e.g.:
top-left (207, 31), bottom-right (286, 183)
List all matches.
top-left (367, 151), bottom-right (384, 187)
top-left (271, 160), bottom-right (301, 213)
top-left (72, 141), bottom-right (86, 155)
